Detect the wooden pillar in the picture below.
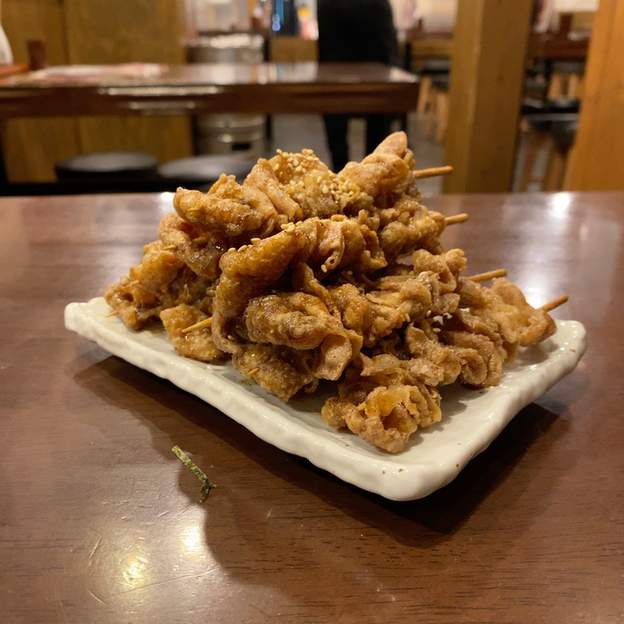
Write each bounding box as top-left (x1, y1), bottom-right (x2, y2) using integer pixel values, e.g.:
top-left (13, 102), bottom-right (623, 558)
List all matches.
top-left (564, 0), bottom-right (624, 191)
top-left (443, 0), bottom-right (532, 194)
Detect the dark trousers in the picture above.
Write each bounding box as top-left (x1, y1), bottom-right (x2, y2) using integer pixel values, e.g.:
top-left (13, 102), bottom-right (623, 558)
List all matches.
top-left (323, 113), bottom-right (393, 172)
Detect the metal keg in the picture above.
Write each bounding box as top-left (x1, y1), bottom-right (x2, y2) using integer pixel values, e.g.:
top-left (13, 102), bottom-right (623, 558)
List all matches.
top-left (188, 34), bottom-right (266, 161)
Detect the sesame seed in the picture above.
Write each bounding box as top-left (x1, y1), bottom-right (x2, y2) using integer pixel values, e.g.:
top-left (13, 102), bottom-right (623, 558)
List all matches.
top-left (321, 265), bottom-right (328, 273)
top-left (322, 186), bottom-right (329, 194)
top-left (251, 237), bottom-right (261, 243)
top-left (295, 165), bottom-right (302, 173)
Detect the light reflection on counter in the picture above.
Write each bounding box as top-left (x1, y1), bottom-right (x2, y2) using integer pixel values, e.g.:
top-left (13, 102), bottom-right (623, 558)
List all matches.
top-left (159, 192), bottom-right (175, 211)
top-left (548, 192), bottom-right (572, 219)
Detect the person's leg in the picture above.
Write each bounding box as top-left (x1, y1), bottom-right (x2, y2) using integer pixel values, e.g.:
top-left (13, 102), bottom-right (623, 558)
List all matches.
top-left (365, 113), bottom-right (393, 153)
top-left (323, 114), bottom-right (349, 171)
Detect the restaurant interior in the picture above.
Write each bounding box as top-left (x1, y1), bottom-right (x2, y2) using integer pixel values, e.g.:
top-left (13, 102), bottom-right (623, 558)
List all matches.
top-left (1, 0), bottom-right (620, 196)
top-left (1, 1), bottom-right (623, 623)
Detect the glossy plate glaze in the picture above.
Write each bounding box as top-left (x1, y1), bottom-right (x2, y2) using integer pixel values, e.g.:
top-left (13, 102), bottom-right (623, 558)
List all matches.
top-left (65, 298), bottom-right (586, 501)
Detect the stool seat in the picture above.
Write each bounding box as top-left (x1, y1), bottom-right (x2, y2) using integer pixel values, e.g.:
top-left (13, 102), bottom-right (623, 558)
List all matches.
top-left (420, 59), bottom-right (451, 75)
top-left (551, 119), bottom-right (578, 151)
top-left (55, 152), bottom-right (158, 183)
top-left (527, 112), bottom-right (578, 133)
top-left (157, 155), bottom-right (256, 188)
top-left (430, 74), bottom-right (449, 92)
top-left (552, 60), bottom-right (585, 75)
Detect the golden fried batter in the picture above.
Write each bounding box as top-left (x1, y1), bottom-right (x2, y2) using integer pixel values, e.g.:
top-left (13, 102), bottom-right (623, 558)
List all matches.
top-left (174, 175), bottom-right (278, 238)
top-left (103, 131), bottom-right (562, 453)
top-left (104, 241), bottom-right (209, 330)
top-left (160, 304), bottom-right (223, 362)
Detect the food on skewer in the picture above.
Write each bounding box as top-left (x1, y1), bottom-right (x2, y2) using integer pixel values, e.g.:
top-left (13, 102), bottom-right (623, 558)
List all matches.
top-left (104, 132), bottom-right (565, 453)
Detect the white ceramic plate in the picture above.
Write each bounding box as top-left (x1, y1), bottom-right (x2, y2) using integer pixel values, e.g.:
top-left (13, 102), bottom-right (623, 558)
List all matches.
top-left (65, 298), bottom-right (586, 501)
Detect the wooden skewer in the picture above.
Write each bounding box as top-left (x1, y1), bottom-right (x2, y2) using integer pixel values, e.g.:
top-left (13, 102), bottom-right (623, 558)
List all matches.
top-left (445, 213), bottom-right (469, 225)
top-left (413, 165), bottom-right (453, 179)
top-left (106, 309), bottom-right (120, 318)
top-left (181, 317), bottom-right (212, 333)
top-left (467, 268), bottom-right (507, 282)
top-left (541, 294), bottom-right (568, 313)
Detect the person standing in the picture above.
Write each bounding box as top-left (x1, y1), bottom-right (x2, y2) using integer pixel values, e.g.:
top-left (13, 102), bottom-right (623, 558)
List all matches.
top-left (317, 0), bottom-right (400, 171)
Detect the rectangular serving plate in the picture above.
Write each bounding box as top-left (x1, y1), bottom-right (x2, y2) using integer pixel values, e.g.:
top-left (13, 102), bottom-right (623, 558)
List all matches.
top-left (65, 298), bottom-right (586, 501)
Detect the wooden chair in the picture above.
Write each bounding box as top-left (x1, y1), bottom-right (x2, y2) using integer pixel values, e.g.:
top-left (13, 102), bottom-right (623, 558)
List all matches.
top-left (416, 58), bottom-right (450, 114)
top-left (423, 74), bottom-right (450, 143)
top-left (543, 118), bottom-right (578, 191)
top-left (547, 60), bottom-right (585, 99)
top-left (518, 108), bottom-right (578, 191)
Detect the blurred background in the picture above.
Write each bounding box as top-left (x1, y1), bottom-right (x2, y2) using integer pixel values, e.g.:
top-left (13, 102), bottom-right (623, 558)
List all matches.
top-left (1, 0), bottom-right (619, 196)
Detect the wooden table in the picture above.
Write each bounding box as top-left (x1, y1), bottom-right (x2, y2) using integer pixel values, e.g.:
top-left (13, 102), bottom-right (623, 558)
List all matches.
top-left (1, 191), bottom-right (621, 623)
top-left (0, 62), bottom-right (420, 118)
top-left (404, 32), bottom-right (590, 65)
top-left (527, 33), bottom-right (590, 61)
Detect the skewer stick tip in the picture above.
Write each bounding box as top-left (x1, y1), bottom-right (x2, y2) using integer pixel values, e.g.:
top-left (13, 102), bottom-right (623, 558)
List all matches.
top-left (413, 165), bottom-right (453, 179)
top-left (541, 294), bottom-right (568, 313)
top-left (106, 309), bottom-right (120, 318)
top-left (181, 317), bottom-right (213, 333)
top-left (445, 213), bottom-right (469, 226)
top-left (467, 268), bottom-right (507, 282)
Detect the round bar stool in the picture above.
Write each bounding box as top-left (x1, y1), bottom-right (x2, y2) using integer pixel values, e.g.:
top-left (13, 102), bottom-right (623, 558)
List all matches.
top-left (518, 112), bottom-right (578, 191)
top-left (55, 152), bottom-right (159, 190)
top-left (157, 155), bottom-right (256, 191)
top-left (423, 73), bottom-right (450, 143)
top-left (416, 58), bottom-right (451, 115)
top-left (543, 118), bottom-right (578, 191)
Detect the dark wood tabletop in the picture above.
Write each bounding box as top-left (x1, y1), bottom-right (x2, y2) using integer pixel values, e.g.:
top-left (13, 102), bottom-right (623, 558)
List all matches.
top-left (1, 191), bottom-right (622, 623)
top-left (0, 62), bottom-right (420, 118)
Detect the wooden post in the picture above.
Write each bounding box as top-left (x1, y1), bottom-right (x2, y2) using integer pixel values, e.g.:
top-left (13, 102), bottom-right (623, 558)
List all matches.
top-left (443, 0), bottom-right (533, 194)
top-left (564, 0), bottom-right (624, 191)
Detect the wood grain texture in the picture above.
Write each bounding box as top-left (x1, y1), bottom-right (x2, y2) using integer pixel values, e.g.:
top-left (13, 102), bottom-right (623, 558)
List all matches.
top-left (269, 36), bottom-right (318, 63)
top-left (0, 63), bottom-right (420, 117)
top-left (1, 0), bottom-right (81, 182)
top-left (0, 191), bottom-right (622, 623)
top-left (64, 0), bottom-right (193, 166)
top-left (443, 0), bottom-right (533, 193)
top-left (565, 0), bottom-right (624, 190)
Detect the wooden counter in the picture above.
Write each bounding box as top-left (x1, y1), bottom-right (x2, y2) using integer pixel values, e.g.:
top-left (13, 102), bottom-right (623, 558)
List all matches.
top-left (0, 191), bottom-right (621, 623)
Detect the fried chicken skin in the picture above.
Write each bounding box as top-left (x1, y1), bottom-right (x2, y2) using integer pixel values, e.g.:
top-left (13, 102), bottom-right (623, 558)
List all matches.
top-left (103, 131), bottom-right (561, 453)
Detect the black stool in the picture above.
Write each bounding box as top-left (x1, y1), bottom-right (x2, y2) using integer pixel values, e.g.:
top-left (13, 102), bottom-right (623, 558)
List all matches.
top-left (55, 152), bottom-right (159, 192)
top-left (543, 118), bottom-right (578, 191)
top-left (519, 113), bottom-right (578, 191)
top-left (157, 155), bottom-right (256, 192)
top-left (417, 58), bottom-right (450, 114)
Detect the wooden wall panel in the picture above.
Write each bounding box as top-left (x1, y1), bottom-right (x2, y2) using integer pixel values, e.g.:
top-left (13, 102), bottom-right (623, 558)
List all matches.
top-left (443, 0), bottom-right (532, 194)
top-left (269, 37), bottom-right (318, 63)
top-left (64, 0), bottom-right (193, 166)
top-left (565, 0), bottom-right (624, 190)
top-left (1, 0), bottom-right (81, 182)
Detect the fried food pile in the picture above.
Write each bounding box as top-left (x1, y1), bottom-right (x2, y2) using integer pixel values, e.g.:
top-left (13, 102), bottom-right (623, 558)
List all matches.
top-left (104, 132), bottom-right (557, 453)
